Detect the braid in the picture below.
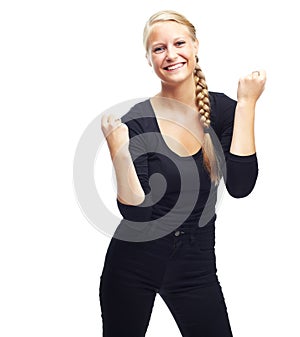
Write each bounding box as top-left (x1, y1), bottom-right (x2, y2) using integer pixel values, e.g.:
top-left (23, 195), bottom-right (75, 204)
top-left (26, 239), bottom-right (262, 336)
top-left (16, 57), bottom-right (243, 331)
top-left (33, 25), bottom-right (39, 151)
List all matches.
top-left (143, 10), bottom-right (221, 184)
top-left (194, 61), bottom-right (220, 184)
top-left (194, 64), bottom-right (211, 128)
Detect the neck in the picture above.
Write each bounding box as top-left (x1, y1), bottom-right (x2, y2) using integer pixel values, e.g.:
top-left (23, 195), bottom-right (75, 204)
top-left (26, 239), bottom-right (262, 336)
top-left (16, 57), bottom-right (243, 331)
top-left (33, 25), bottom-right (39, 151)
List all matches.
top-left (158, 77), bottom-right (196, 109)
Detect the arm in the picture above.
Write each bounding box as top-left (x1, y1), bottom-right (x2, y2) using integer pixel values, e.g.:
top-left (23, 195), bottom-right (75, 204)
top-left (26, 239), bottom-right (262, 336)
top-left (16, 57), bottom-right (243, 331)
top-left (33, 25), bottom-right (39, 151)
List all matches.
top-left (213, 71), bottom-right (266, 198)
top-left (224, 70), bottom-right (266, 198)
top-left (101, 114), bottom-right (145, 206)
top-left (230, 70), bottom-right (266, 155)
top-left (116, 118), bottom-right (154, 221)
top-left (101, 112), bottom-right (152, 221)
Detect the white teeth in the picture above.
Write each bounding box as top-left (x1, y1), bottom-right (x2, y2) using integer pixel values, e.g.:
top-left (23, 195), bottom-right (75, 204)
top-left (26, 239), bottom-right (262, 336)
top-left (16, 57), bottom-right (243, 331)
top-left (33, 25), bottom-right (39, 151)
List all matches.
top-left (166, 63), bottom-right (184, 71)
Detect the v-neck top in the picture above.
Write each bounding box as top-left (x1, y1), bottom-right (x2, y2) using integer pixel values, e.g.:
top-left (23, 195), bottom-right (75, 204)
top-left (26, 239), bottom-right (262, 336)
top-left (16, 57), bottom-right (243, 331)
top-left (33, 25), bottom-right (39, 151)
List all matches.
top-left (116, 92), bottom-right (258, 231)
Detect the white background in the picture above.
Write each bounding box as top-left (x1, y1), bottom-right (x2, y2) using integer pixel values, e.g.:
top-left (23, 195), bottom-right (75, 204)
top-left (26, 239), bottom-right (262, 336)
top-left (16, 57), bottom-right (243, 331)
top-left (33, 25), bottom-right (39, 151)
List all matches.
top-left (1, 0), bottom-right (299, 336)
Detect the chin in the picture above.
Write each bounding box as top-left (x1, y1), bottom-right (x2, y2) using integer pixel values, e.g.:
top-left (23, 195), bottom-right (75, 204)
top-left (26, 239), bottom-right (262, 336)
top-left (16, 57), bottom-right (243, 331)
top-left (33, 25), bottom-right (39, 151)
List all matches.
top-left (161, 73), bottom-right (192, 86)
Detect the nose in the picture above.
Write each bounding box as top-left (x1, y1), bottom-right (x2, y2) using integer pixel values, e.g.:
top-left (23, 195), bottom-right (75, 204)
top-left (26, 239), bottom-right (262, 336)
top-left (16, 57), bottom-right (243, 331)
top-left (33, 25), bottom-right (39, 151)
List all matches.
top-left (166, 46), bottom-right (178, 61)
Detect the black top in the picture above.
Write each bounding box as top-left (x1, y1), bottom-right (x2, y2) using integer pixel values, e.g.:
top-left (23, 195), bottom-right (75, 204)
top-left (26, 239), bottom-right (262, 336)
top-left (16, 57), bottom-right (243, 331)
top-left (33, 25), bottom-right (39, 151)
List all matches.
top-left (115, 92), bottom-right (258, 238)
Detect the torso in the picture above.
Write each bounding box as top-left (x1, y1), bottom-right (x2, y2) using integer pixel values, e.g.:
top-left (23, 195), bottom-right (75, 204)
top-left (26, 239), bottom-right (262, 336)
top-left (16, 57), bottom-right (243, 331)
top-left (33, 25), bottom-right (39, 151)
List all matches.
top-left (150, 97), bottom-right (204, 157)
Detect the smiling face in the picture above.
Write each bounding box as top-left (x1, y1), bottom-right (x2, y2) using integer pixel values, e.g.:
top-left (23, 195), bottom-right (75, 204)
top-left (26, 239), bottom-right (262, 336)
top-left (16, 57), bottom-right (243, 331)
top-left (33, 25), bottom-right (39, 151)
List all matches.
top-left (146, 21), bottom-right (199, 87)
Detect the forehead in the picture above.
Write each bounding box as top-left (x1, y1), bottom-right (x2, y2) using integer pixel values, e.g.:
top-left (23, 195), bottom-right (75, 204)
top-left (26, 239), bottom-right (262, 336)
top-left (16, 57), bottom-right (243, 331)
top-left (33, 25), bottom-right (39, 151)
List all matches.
top-left (147, 21), bottom-right (192, 44)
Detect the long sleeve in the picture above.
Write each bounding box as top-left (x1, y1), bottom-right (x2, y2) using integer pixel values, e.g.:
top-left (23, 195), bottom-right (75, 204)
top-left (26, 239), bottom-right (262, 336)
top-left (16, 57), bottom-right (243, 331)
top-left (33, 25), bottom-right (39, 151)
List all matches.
top-left (116, 114), bottom-right (153, 221)
top-left (211, 92), bottom-right (258, 198)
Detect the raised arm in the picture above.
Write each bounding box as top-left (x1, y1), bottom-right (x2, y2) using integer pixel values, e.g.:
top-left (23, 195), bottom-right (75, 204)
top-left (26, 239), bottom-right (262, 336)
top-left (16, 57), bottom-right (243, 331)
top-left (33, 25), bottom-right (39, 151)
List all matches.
top-left (101, 114), bottom-right (145, 206)
top-left (230, 70), bottom-right (267, 155)
top-left (211, 70), bottom-right (266, 199)
top-left (101, 112), bottom-right (154, 222)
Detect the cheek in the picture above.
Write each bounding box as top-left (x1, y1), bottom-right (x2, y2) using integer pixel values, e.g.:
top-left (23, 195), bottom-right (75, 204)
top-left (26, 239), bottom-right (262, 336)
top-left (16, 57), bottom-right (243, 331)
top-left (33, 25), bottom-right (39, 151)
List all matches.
top-left (184, 49), bottom-right (195, 59)
top-left (150, 56), bottom-right (163, 70)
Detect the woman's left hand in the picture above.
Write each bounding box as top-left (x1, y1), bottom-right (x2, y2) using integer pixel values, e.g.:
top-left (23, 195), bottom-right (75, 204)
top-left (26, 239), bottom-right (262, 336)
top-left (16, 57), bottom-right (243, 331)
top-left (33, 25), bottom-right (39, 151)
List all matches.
top-left (237, 70), bottom-right (267, 105)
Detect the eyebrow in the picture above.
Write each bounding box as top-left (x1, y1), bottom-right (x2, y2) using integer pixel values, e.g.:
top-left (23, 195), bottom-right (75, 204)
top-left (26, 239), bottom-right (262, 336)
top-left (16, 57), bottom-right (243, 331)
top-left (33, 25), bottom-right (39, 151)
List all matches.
top-left (150, 36), bottom-right (187, 47)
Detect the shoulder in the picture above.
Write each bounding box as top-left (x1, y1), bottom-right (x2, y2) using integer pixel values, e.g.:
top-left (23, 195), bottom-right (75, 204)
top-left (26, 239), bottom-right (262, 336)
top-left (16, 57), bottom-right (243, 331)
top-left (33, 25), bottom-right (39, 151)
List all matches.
top-left (209, 91), bottom-right (236, 111)
top-left (121, 99), bottom-right (152, 122)
top-left (209, 91), bottom-right (237, 133)
top-left (120, 98), bottom-right (156, 137)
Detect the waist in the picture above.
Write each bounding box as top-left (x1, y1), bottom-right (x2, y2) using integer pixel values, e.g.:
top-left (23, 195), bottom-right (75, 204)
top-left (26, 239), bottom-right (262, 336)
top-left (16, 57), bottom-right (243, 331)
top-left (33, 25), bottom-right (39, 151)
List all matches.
top-left (114, 213), bottom-right (216, 243)
top-left (159, 214), bottom-right (216, 248)
top-left (150, 206), bottom-right (216, 228)
top-left (176, 213), bottom-right (216, 232)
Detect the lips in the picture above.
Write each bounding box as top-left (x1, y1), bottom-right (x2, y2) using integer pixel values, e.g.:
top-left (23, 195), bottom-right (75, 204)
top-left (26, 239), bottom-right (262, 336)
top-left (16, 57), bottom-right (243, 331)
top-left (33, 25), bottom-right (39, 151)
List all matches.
top-left (163, 62), bottom-right (186, 71)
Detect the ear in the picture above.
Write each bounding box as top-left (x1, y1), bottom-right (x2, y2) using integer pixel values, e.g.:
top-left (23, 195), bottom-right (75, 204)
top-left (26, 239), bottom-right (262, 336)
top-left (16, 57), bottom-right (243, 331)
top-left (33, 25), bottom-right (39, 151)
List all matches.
top-left (145, 53), bottom-right (152, 67)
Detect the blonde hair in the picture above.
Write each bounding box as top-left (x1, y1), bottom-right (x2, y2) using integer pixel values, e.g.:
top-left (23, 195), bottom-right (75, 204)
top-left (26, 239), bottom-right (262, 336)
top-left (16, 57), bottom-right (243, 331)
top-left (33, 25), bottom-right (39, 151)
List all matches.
top-left (143, 10), bottom-right (220, 184)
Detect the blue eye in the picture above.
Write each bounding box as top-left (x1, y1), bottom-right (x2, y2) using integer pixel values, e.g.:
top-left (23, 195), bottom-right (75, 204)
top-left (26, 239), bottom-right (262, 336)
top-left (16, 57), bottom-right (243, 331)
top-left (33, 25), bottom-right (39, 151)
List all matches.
top-left (153, 46), bottom-right (165, 53)
top-left (175, 41), bottom-right (186, 47)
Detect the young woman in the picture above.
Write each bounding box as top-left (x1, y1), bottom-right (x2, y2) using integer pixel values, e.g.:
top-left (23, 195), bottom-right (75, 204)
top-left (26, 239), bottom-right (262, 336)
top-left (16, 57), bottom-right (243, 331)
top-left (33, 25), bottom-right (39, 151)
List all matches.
top-left (100, 10), bottom-right (266, 337)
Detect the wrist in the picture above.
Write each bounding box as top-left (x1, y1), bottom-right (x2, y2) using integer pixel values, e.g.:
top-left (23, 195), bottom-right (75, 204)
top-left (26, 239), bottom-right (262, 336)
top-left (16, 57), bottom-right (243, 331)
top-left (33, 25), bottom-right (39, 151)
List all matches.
top-left (111, 147), bottom-right (132, 163)
top-left (236, 98), bottom-right (257, 109)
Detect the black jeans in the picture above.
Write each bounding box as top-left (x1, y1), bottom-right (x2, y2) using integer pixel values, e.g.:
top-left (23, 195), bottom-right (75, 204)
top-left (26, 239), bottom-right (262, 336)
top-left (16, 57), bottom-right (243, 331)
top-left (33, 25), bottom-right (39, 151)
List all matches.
top-left (99, 220), bottom-right (233, 337)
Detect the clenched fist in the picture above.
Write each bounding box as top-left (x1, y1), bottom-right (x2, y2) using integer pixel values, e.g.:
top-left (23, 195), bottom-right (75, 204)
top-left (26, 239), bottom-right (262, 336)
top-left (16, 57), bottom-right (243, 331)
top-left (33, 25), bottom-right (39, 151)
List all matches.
top-left (101, 114), bottom-right (130, 160)
top-left (237, 70), bottom-right (267, 104)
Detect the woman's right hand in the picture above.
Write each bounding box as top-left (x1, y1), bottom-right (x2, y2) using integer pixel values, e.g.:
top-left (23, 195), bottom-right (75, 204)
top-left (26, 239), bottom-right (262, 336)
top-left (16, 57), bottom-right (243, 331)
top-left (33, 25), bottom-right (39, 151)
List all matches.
top-left (101, 114), bottom-right (130, 160)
